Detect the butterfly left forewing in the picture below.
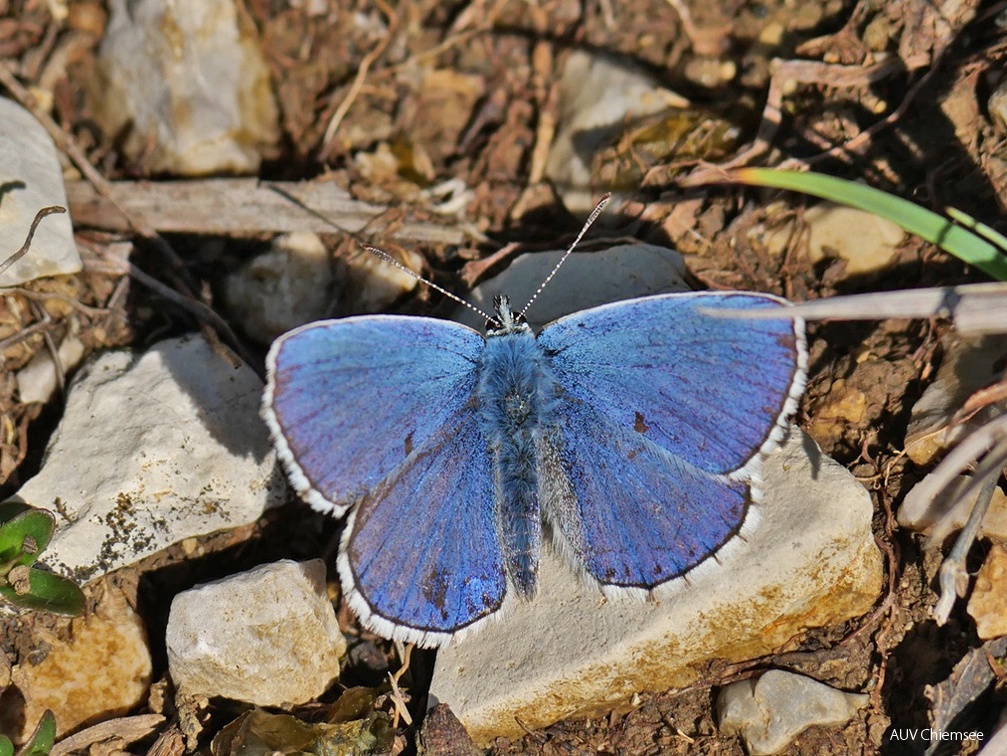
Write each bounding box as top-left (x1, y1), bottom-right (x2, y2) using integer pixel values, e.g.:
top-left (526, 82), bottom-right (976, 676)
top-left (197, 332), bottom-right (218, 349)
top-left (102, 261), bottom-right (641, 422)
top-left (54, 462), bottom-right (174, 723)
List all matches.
top-left (264, 315), bottom-right (484, 516)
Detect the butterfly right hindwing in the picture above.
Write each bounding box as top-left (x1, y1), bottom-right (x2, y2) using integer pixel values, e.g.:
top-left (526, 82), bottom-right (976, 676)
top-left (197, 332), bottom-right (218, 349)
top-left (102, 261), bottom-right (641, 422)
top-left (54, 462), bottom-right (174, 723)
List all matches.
top-left (340, 403), bottom-right (506, 647)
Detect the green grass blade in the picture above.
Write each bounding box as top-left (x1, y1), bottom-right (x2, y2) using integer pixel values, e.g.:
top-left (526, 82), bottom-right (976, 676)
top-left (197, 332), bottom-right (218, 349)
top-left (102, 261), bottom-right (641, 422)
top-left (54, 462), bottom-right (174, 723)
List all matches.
top-left (944, 206), bottom-right (1007, 252)
top-left (731, 168), bottom-right (1007, 281)
top-left (19, 711), bottom-right (56, 756)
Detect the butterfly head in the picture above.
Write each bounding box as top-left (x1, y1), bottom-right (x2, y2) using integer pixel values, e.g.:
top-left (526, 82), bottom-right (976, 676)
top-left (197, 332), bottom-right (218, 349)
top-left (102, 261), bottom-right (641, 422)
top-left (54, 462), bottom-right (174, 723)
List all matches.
top-left (487, 295), bottom-right (531, 336)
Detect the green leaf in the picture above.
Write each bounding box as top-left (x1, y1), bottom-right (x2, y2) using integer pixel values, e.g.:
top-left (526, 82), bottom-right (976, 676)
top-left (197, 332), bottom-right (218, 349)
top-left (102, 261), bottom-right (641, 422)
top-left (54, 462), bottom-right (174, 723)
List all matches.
top-left (0, 735), bottom-right (14, 756)
top-left (0, 509), bottom-right (55, 569)
top-left (18, 710), bottom-right (56, 756)
top-left (0, 568), bottom-right (84, 616)
top-left (730, 168), bottom-right (1007, 281)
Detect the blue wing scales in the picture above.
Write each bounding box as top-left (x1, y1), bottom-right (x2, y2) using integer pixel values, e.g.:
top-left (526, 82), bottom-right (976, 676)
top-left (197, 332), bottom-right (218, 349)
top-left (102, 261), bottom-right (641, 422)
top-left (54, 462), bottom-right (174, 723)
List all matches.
top-left (339, 406), bottom-right (505, 647)
top-left (537, 291), bottom-right (805, 590)
top-left (540, 401), bottom-right (749, 589)
top-left (264, 315), bottom-right (484, 516)
top-left (538, 292), bottom-right (806, 477)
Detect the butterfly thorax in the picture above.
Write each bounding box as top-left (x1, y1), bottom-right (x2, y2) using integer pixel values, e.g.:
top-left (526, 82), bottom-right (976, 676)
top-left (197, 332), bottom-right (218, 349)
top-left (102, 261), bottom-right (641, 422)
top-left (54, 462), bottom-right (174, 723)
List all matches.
top-left (477, 296), bottom-right (558, 600)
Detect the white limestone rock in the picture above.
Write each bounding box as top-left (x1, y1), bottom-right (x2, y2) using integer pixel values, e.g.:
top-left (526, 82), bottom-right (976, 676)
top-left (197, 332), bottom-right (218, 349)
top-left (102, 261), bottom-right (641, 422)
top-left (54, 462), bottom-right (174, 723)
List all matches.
top-left (226, 232), bottom-right (335, 345)
top-left (453, 243), bottom-right (690, 331)
top-left (718, 670), bottom-right (869, 755)
top-left (166, 559), bottom-right (345, 707)
top-left (545, 51), bottom-right (689, 213)
top-left (89, 0), bottom-right (279, 175)
top-left (0, 98), bottom-right (79, 286)
top-left (10, 334), bottom-right (285, 583)
top-left (762, 203), bottom-right (906, 277)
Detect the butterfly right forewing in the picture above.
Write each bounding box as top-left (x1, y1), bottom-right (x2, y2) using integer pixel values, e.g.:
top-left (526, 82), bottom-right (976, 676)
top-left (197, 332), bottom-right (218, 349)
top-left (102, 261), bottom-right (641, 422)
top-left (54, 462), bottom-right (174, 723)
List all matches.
top-left (536, 292), bottom-right (805, 593)
top-left (538, 292), bottom-right (806, 478)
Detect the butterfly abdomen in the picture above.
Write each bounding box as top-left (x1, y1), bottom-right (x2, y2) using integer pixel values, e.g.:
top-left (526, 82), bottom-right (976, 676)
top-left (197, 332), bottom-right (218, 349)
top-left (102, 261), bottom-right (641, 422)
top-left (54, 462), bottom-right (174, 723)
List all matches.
top-left (477, 329), bottom-right (558, 600)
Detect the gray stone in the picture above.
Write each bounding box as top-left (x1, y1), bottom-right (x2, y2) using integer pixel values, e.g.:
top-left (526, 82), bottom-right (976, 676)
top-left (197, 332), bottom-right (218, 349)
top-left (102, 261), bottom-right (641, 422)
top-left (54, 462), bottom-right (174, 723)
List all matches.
top-left (0, 98), bottom-right (79, 286)
top-left (717, 670), bottom-right (869, 755)
top-left (227, 233), bottom-right (424, 345)
top-left (453, 243), bottom-right (689, 331)
top-left (903, 333), bottom-right (1007, 466)
top-left (340, 243), bottom-right (423, 314)
top-left (761, 203), bottom-right (906, 277)
top-left (89, 0), bottom-right (279, 175)
top-left (15, 328), bottom-right (86, 404)
top-left (899, 475), bottom-right (1007, 541)
top-left (166, 559), bottom-right (345, 706)
top-left (226, 232), bottom-right (335, 345)
top-left (10, 334), bottom-right (285, 583)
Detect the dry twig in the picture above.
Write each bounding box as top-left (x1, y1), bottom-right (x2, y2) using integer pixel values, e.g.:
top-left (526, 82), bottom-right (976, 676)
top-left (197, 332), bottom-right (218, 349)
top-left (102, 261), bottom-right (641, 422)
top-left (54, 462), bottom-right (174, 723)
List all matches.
top-left (0, 205), bottom-right (66, 278)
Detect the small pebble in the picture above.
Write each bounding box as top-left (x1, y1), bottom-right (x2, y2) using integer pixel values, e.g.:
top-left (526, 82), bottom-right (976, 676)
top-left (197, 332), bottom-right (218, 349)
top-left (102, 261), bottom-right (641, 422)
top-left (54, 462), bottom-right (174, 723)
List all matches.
top-left (967, 544), bottom-right (1007, 640)
top-left (718, 670), bottom-right (869, 755)
top-left (166, 559), bottom-right (346, 707)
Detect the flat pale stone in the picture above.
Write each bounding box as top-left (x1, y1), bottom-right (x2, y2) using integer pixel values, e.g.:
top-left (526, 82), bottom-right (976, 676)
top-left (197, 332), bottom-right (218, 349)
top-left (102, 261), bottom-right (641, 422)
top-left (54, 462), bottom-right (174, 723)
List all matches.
top-left (453, 244), bottom-right (689, 331)
top-left (340, 243), bottom-right (423, 314)
top-left (166, 559), bottom-right (345, 706)
top-left (718, 670), bottom-right (870, 755)
top-left (802, 204), bottom-right (905, 275)
top-left (762, 203), bottom-right (905, 277)
top-left (89, 0), bottom-right (278, 175)
top-left (430, 429), bottom-right (882, 744)
top-left (967, 543), bottom-right (1007, 640)
top-left (10, 334), bottom-right (285, 583)
top-left (225, 232), bottom-right (335, 345)
top-left (899, 474), bottom-right (1007, 541)
top-left (0, 98), bottom-right (79, 286)
top-left (4, 589), bottom-right (151, 740)
top-left (16, 329), bottom-right (86, 404)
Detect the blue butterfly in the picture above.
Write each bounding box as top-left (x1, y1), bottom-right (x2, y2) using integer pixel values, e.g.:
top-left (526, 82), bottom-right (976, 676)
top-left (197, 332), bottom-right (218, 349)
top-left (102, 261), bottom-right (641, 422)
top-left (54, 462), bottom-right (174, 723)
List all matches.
top-left (263, 228), bottom-right (806, 648)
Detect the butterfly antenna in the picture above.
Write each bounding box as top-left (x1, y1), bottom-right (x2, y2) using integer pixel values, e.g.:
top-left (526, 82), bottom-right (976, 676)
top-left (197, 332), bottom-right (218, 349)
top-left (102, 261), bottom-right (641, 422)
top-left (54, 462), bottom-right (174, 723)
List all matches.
top-left (518, 194), bottom-right (611, 319)
top-left (364, 245), bottom-right (499, 327)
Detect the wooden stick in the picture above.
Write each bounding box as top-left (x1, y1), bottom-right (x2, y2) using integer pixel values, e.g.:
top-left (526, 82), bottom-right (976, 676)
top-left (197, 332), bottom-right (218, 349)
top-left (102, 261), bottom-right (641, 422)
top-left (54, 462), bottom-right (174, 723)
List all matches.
top-left (66, 178), bottom-right (466, 245)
